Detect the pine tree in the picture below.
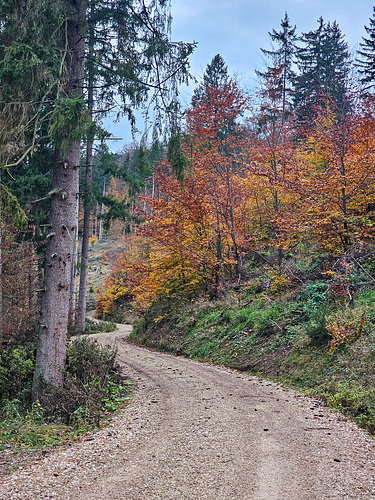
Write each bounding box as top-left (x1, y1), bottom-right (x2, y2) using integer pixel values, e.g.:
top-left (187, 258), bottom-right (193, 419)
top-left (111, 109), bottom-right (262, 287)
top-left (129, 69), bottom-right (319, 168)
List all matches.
top-left (357, 7), bottom-right (375, 90)
top-left (294, 17), bottom-right (351, 122)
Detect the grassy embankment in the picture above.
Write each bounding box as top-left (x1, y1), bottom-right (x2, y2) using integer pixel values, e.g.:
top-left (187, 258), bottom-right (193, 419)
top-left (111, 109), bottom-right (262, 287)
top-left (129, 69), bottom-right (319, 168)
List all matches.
top-left (129, 253), bottom-right (375, 434)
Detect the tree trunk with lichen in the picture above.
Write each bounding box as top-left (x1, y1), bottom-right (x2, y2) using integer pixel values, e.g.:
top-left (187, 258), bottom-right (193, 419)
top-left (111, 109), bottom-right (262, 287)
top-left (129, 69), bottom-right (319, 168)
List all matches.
top-left (32, 0), bottom-right (87, 401)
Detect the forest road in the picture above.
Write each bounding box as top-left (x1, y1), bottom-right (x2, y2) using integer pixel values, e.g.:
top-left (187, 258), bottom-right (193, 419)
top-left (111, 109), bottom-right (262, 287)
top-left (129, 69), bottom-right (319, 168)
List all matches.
top-left (1, 324), bottom-right (375, 500)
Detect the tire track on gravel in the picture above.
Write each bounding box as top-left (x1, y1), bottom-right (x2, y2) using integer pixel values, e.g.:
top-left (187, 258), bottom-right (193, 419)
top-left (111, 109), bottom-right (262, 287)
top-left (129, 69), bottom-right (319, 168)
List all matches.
top-left (1, 325), bottom-right (375, 499)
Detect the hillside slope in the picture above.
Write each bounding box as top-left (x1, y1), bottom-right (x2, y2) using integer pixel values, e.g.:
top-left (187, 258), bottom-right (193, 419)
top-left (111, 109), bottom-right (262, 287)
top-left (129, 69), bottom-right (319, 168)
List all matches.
top-left (129, 282), bottom-right (375, 434)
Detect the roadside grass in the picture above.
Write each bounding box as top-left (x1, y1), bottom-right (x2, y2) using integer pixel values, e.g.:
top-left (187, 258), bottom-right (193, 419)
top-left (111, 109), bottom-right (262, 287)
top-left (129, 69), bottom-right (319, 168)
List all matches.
top-left (0, 320), bottom-right (131, 477)
top-left (0, 410), bottom-right (85, 453)
top-left (129, 281), bottom-right (375, 434)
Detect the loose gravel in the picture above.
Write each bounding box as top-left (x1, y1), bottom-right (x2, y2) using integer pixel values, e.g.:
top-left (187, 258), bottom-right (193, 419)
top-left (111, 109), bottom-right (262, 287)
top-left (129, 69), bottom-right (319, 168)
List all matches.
top-left (1, 325), bottom-right (375, 499)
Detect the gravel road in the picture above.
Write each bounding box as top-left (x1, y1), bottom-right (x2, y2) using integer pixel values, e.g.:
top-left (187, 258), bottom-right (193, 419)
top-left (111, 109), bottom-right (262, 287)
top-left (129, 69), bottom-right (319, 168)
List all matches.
top-left (1, 324), bottom-right (375, 499)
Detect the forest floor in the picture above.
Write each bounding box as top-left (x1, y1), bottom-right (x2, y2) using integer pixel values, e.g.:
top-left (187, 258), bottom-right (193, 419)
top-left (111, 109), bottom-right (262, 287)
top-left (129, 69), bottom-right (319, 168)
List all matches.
top-left (1, 325), bottom-right (375, 500)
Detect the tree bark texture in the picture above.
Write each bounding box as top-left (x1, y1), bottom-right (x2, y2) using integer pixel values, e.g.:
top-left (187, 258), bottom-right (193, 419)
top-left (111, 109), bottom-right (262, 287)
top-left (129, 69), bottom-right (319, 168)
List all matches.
top-left (77, 135), bottom-right (93, 331)
top-left (68, 197), bottom-right (79, 325)
top-left (32, 0), bottom-right (87, 400)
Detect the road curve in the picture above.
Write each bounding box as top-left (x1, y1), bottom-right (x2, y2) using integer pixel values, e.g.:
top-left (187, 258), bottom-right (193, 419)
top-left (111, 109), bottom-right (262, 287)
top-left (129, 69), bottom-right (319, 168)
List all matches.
top-left (1, 324), bottom-right (375, 499)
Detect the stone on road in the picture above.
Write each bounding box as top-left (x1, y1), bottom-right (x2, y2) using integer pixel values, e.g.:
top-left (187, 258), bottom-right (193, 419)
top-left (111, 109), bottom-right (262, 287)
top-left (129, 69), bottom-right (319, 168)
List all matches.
top-left (1, 325), bottom-right (375, 499)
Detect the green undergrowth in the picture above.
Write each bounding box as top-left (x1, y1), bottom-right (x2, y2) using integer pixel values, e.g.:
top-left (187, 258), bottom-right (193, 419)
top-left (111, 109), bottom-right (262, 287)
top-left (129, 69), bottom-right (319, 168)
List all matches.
top-left (0, 320), bottom-right (131, 473)
top-left (129, 284), bottom-right (375, 434)
top-left (68, 318), bottom-right (118, 337)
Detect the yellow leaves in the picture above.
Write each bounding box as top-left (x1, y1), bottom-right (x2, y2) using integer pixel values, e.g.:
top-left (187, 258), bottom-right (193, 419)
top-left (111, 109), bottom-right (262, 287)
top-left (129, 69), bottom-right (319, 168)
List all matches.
top-left (275, 101), bottom-right (375, 252)
top-left (327, 313), bottom-right (366, 353)
top-left (269, 271), bottom-right (290, 294)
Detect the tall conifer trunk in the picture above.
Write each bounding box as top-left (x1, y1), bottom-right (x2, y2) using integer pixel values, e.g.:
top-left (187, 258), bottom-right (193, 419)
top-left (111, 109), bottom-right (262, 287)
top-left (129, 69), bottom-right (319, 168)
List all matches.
top-left (68, 198), bottom-right (79, 325)
top-left (99, 183), bottom-right (105, 241)
top-left (32, 0), bottom-right (87, 401)
top-left (77, 9), bottom-right (94, 332)
top-left (76, 136), bottom-right (92, 330)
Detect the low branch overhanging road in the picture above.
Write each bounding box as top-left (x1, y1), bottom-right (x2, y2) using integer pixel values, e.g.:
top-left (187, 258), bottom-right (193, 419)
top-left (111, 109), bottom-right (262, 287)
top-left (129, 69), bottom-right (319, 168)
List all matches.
top-left (1, 324), bottom-right (375, 500)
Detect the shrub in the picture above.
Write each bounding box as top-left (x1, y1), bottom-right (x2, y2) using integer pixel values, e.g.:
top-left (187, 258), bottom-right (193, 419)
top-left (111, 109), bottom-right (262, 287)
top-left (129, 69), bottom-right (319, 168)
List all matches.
top-left (42, 337), bottom-right (129, 426)
top-left (327, 312), bottom-right (366, 353)
top-left (0, 344), bottom-right (35, 407)
top-left (268, 269), bottom-right (290, 294)
top-left (304, 302), bottom-right (331, 346)
top-left (299, 281), bottom-right (329, 315)
top-left (297, 282), bottom-right (332, 345)
top-left (0, 336), bottom-right (129, 428)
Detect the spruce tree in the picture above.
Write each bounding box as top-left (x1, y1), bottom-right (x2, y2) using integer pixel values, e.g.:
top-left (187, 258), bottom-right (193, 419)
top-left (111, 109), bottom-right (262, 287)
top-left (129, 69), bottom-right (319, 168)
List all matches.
top-left (0, 0), bottom-right (64, 349)
top-left (255, 14), bottom-right (298, 261)
top-left (0, 0), bottom-right (62, 190)
top-left (32, 0), bottom-right (88, 401)
top-left (192, 54), bottom-right (229, 106)
top-left (357, 7), bottom-right (375, 90)
top-left (294, 17), bottom-right (351, 122)
top-left (256, 13), bottom-right (297, 137)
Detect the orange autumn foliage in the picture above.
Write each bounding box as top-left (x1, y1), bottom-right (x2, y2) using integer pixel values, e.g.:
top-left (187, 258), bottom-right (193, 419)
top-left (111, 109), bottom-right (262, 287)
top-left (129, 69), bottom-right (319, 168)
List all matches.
top-left (97, 89), bottom-right (375, 317)
top-left (138, 83), bottom-right (252, 299)
top-left (276, 98), bottom-right (375, 252)
top-left (96, 236), bottom-right (154, 316)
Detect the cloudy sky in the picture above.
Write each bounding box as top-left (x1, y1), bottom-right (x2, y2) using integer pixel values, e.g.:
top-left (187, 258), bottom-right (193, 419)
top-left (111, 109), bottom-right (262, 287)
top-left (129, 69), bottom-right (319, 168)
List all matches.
top-left (171, 0), bottom-right (372, 102)
top-left (108, 0), bottom-right (374, 149)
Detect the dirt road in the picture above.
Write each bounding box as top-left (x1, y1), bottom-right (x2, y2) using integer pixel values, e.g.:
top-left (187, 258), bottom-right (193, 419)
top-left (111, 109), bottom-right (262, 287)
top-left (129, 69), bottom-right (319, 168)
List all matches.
top-left (1, 324), bottom-right (375, 499)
